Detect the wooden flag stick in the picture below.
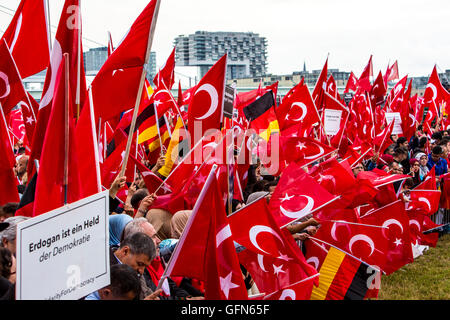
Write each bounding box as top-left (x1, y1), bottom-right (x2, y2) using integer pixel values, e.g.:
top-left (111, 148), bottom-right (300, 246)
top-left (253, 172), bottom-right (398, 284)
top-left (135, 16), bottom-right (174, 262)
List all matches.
top-left (153, 101), bottom-right (164, 156)
top-left (119, 0), bottom-right (161, 178)
top-left (160, 79), bottom-right (187, 130)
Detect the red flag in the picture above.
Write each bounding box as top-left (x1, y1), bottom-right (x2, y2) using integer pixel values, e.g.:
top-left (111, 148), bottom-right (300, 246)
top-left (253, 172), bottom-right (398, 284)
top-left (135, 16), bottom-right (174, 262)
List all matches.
top-left (357, 55), bottom-right (373, 92)
top-left (165, 172), bottom-right (248, 300)
top-left (153, 47), bottom-right (176, 89)
top-left (344, 72), bottom-right (358, 93)
top-left (262, 275), bottom-right (319, 300)
top-left (326, 75), bottom-right (338, 98)
top-left (188, 54), bottom-right (227, 146)
top-left (129, 154), bottom-right (172, 195)
top-left (422, 66), bottom-right (450, 117)
top-left (91, 0), bottom-right (160, 121)
top-left (277, 83), bottom-right (320, 135)
top-left (1, 0), bottom-right (50, 78)
top-left (28, 0), bottom-right (87, 178)
top-left (408, 189), bottom-right (441, 215)
top-left (0, 103), bottom-right (19, 205)
top-left (361, 200), bottom-right (413, 275)
top-left (33, 55), bottom-right (82, 216)
top-left (74, 90), bottom-right (101, 198)
top-left (415, 166), bottom-right (437, 190)
top-left (279, 136), bottom-right (336, 168)
top-left (369, 71), bottom-right (387, 107)
top-left (312, 58), bottom-right (328, 110)
top-left (268, 162), bottom-right (340, 228)
top-left (0, 39), bottom-right (30, 115)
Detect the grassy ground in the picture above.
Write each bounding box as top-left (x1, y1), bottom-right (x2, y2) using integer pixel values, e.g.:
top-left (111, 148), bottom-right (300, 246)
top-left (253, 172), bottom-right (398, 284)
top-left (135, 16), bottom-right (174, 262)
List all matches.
top-left (378, 234), bottom-right (450, 300)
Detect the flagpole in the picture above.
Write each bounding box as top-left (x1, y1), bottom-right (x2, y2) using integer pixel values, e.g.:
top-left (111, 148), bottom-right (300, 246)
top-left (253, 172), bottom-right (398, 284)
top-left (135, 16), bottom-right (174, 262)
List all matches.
top-left (88, 86), bottom-right (102, 192)
top-left (160, 79), bottom-right (187, 130)
top-left (156, 164), bottom-right (218, 290)
top-left (44, 0), bottom-right (52, 52)
top-left (76, 0), bottom-right (82, 121)
top-left (63, 53), bottom-right (70, 205)
top-left (119, 0), bottom-right (161, 178)
top-left (308, 236), bottom-right (383, 274)
top-left (322, 220), bottom-right (388, 229)
top-left (262, 273), bottom-right (320, 300)
top-left (153, 102), bottom-right (164, 156)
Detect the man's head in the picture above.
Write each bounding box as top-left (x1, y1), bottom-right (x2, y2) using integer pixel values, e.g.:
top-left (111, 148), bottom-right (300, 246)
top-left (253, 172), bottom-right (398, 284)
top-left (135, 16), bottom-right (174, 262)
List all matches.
top-left (123, 218), bottom-right (161, 253)
top-left (352, 163), bottom-right (364, 177)
top-left (396, 137), bottom-right (408, 149)
top-left (0, 203), bottom-right (18, 223)
top-left (431, 131), bottom-right (443, 144)
top-left (390, 134), bottom-right (398, 143)
top-left (130, 188), bottom-right (150, 210)
top-left (393, 147), bottom-right (408, 162)
top-left (115, 232), bottom-right (156, 275)
top-left (431, 145), bottom-right (443, 163)
top-left (98, 264), bottom-right (141, 300)
top-left (0, 216), bottom-right (29, 256)
top-left (389, 161), bottom-right (403, 174)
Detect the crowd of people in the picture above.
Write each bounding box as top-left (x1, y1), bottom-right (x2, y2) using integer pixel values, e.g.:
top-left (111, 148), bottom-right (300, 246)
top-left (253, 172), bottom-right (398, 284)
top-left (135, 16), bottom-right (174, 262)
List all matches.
top-left (0, 119), bottom-right (448, 301)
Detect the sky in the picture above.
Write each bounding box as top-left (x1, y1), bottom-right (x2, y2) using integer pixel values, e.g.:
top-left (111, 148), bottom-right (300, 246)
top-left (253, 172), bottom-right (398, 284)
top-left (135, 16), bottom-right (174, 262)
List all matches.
top-left (1, 0), bottom-right (450, 79)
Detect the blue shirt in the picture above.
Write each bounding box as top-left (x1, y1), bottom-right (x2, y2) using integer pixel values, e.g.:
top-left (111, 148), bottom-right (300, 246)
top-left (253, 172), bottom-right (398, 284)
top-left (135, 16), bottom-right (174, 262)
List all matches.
top-left (427, 154), bottom-right (448, 176)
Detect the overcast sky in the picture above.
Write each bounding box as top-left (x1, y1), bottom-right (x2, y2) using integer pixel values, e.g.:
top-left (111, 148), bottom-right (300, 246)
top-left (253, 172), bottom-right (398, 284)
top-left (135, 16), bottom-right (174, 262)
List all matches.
top-left (1, 0), bottom-right (450, 79)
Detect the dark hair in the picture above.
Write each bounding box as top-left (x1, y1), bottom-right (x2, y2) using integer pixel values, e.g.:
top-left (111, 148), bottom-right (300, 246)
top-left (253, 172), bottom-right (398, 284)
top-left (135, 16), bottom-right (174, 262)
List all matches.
top-left (263, 180), bottom-right (278, 191)
top-left (108, 264), bottom-right (141, 299)
top-left (439, 137), bottom-right (450, 146)
top-left (403, 177), bottom-right (415, 189)
top-left (431, 132), bottom-right (442, 141)
top-left (130, 188), bottom-right (150, 209)
top-left (0, 247), bottom-right (13, 278)
top-left (17, 147), bottom-right (26, 154)
top-left (396, 137), bottom-right (408, 145)
top-left (251, 180), bottom-right (268, 193)
top-left (120, 232), bottom-right (156, 261)
top-left (1, 203), bottom-right (19, 215)
top-left (432, 146), bottom-right (443, 155)
top-left (418, 136), bottom-right (428, 148)
top-left (418, 124), bottom-right (423, 131)
top-left (394, 146), bottom-right (408, 156)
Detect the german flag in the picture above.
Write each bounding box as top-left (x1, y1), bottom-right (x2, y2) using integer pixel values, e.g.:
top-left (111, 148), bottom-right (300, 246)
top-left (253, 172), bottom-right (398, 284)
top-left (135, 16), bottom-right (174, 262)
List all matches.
top-left (158, 116), bottom-right (184, 177)
top-left (243, 90), bottom-right (279, 141)
top-left (310, 247), bottom-right (379, 300)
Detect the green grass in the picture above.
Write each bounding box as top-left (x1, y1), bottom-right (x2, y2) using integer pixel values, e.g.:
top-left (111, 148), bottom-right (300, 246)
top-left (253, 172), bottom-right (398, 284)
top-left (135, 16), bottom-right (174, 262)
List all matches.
top-left (378, 234), bottom-right (450, 300)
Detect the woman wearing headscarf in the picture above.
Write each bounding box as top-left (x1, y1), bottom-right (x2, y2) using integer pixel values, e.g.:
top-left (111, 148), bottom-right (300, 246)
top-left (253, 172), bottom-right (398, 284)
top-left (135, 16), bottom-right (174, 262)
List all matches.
top-left (170, 210), bottom-right (192, 239)
top-left (415, 152), bottom-right (429, 181)
top-left (109, 214), bottom-right (133, 247)
top-left (409, 158), bottom-right (421, 186)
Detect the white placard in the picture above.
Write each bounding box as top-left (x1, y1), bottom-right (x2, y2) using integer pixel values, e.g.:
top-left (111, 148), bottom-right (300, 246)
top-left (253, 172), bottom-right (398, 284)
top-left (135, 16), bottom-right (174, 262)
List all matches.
top-left (385, 112), bottom-right (403, 135)
top-left (324, 109), bottom-right (343, 135)
top-left (16, 191), bottom-right (110, 300)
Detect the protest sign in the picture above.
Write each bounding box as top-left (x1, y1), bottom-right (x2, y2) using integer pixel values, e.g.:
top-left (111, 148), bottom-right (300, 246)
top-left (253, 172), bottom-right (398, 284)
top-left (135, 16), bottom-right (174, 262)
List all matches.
top-left (16, 191), bottom-right (110, 300)
top-left (324, 108), bottom-right (343, 135)
top-left (385, 112), bottom-right (403, 135)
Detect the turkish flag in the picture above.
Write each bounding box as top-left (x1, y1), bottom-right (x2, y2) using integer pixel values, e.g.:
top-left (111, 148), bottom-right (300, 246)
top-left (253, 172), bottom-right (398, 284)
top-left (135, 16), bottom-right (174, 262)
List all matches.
top-left (384, 61), bottom-right (399, 87)
top-left (422, 66), bottom-right (450, 116)
top-left (303, 238), bottom-right (330, 272)
top-left (74, 93), bottom-right (102, 198)
top-left (0, 0), bottom-right (50, 78)
top-left (344, 71), bottom-right (358, 93)
top-left (360, 200), bottom-right (413, 275)
top-left (129, 154), bottom-right (172, 195)
top-left (308, 157), bottom-right (357, 196)
top-left (357, 55), bottom-right (373, 92)
top-left (0, 39), bottom-right (30, 116)
top-left (262, 274), bottom-right (319, 300)
top-left (165, 174), bottom-right (248, 300)
top-left (386, 75), bottom-right (408, 109)
top-left (407, 211), bottom-right (439, 248)
top-left (188, 54), bottom-right (227, 147)
top-left (153, 47), bottom-right (175, 90)
top-left (408, 189), bottom-right (441, 215)
top-left (369, 71), bottom-right (387, 107)
top-left (414, 166), bottom-right (437, 190)
top-left (277, 83), bottom-right (320, 135)
top-left (33, 55), bottom-right (82, 216)
top-left (279, 135), bottom-right (336, 168)
top-left (0, 101), bottom-right (19, 205)
top-left (326, 75), bottom-right (338, 98)
top-left (268, 162), bottom-right (340, 228)
top-left (91, 0), bottom-right (160, 122)
top-left (357, 169), bottom-right (411, 188)
top-left (373, 120), bottom-right (395, 154)
top-left (28, 0), bottom-right (87, 179)
top-left (312, 58), bottom-right (328, 110)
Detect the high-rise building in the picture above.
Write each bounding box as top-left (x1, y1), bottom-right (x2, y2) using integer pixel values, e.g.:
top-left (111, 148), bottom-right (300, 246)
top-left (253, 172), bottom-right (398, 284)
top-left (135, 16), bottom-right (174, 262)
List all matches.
top-left (83, 47), bottom-right (157, 81)
top-left (173, 31), bottom-right (267, 80)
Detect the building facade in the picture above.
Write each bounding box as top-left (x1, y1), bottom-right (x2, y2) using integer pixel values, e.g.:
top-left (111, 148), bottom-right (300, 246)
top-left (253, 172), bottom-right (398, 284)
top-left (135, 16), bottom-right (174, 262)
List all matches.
top-left (173, 31), bottom-right (267, 80)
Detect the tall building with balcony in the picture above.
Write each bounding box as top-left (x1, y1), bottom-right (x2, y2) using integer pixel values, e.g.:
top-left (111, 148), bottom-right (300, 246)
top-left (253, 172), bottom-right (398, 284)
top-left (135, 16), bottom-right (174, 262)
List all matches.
top-left (173, 31), bottom-right (267, 80)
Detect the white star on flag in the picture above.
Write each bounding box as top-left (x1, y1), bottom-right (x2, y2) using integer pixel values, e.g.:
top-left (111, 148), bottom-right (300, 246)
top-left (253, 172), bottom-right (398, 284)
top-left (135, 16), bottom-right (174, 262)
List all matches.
top-left (220, 272), bottom-right (240, 299)
top-left (277, 251), bottom-right (292, 262)
top-left (26, 116), bottom-right (34, 124)
top-left (273, 264), bottom-right (286, 276)
top-left (154, 100), bottom-right (162, 108)
top-left (280, 193), bottom-right (294, 202)
top-left (296, 142), bottom-right (306, 150)
top-left (394, 238), bottom-right (402, 247)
